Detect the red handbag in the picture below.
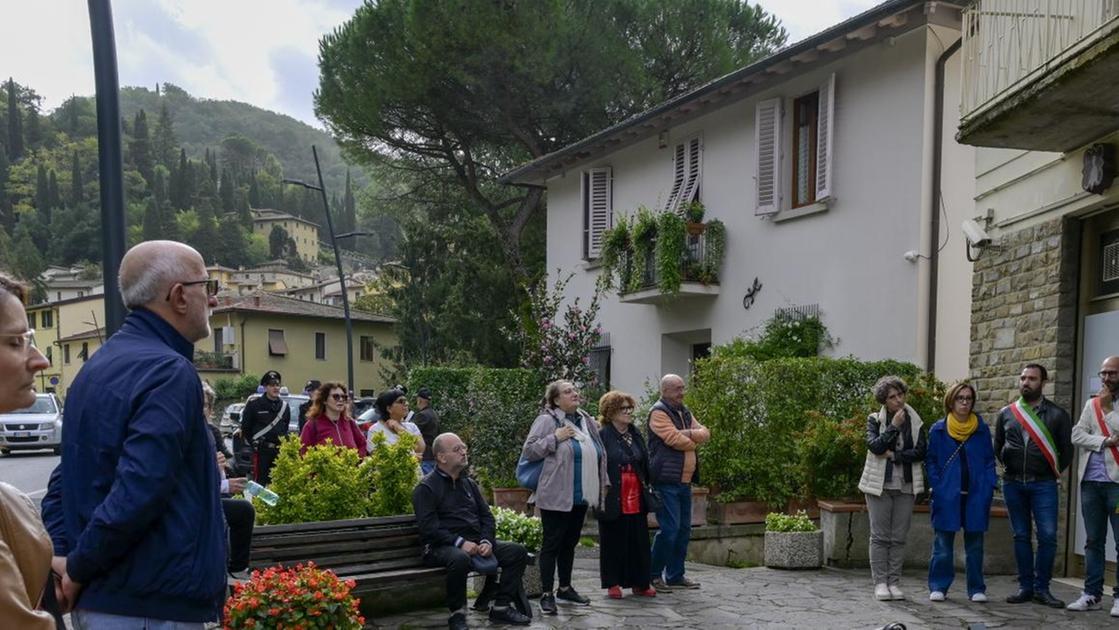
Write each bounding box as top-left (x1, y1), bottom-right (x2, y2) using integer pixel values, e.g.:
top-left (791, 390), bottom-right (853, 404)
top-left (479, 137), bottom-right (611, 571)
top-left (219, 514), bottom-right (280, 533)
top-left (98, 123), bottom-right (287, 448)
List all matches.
top-left (620, 466), bottom-right (642, 515)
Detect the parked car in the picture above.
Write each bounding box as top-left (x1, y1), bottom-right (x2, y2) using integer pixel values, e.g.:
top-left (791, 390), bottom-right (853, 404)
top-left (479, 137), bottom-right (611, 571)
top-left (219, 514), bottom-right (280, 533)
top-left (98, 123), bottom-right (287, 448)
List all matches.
top-left (219, 402), bottom-right (246, 436)
top-left (0, 393), bottom-right (63, 455)
top-left (352, 397), bottom-right (376, 418)
top-left (234, 393), bottom-right (311, 436)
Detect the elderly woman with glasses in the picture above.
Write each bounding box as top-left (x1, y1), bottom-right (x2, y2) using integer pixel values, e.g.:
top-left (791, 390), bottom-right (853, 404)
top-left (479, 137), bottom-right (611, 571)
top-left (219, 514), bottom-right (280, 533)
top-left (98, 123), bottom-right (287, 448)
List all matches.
top-left (926, 381), bottom-right (996, 604)
top-left (596, 390), bottom-right (657, 600)
top-left (367, 389), bottom-right (425, 458)
top-left (858, 375), bottom-right (927, 601)
top-left (300, 381), bottom-right (368, 457)
top-left (0, 272), bottom-right (59, 628)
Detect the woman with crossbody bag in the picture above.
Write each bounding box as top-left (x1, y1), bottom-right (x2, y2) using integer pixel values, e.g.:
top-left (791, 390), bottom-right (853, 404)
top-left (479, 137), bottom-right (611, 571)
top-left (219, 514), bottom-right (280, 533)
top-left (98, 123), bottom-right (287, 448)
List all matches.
top-left (925, 382), bottom-right (997, 603)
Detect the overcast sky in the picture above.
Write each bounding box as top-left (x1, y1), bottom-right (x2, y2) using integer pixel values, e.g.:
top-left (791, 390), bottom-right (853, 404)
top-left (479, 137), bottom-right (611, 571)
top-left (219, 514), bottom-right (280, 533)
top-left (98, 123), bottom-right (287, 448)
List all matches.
top-left (1, 0), bottom-right (881, 129)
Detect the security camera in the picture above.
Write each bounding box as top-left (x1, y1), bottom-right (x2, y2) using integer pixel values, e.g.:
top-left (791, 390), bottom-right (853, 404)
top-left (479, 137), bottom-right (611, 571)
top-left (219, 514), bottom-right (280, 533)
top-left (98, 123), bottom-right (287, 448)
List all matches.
top-left (961, 219), bottom-right (991, 247)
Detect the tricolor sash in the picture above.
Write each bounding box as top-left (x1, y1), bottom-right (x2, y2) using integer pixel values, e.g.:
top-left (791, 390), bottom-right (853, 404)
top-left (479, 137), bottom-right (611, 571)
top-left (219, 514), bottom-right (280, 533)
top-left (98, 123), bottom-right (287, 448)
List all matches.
top-left (1009, 397), bottom-right (1060, 477)
top-left (1090, 397), bottom-right (1119, 468)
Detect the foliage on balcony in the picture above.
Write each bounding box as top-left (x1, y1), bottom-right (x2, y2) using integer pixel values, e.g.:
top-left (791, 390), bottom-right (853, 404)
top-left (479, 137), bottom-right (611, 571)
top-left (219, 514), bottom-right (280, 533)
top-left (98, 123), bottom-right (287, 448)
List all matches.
top-left (600, 204), bottom-right (726, 298)
top-left (194, 351), bottom-right (234, 370)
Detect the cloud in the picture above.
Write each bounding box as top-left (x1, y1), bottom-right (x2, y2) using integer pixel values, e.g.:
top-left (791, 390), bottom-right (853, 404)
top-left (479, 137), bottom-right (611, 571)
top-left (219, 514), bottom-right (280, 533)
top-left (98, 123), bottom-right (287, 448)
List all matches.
top-left (757, 0), bottom-right (883, 43)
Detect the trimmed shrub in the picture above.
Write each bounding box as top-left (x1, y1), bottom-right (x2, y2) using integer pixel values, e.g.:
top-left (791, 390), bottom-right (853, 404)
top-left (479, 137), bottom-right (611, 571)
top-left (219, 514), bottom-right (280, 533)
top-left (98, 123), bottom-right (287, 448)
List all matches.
top-left (362, 431), bottom-right (420, 517)
top-left (254, 436), bottom-right (370, 525)
top-left (214, 373), bottom-right (260, 401)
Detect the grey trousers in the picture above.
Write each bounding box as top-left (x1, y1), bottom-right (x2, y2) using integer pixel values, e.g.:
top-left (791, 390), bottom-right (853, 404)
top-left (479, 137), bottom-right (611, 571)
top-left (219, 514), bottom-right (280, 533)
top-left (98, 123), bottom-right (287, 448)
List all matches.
top-left (865, 489), bottom-right (915, 585)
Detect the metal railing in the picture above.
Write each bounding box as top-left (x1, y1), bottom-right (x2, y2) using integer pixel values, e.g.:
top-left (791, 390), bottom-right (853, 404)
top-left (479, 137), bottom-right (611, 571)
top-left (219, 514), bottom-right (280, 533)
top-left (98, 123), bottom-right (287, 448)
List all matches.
top-left (961, 0), bottom-right (1119, 120)
top-left (634, 231), bottom-right (717, 290)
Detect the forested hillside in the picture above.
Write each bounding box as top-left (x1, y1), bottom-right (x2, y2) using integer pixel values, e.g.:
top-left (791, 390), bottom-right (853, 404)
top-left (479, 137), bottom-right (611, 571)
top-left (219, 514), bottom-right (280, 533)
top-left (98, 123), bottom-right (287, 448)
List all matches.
top-left (0, 79), bottom-right (381, 288)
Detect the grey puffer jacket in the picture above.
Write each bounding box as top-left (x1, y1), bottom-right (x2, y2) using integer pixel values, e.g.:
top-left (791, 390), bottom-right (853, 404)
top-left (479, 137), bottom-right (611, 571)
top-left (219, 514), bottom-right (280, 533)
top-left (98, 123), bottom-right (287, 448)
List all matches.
top-left (520, 407), bottom-right (609, 512)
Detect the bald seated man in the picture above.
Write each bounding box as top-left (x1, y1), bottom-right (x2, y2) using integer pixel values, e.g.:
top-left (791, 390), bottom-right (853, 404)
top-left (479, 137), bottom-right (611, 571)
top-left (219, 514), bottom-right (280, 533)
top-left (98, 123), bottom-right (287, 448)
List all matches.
top-left (412, 433), bottom-right (530, 629)
top-left (1068, 356), bottom-right (1119, 615)
top-left (41, 240), bottom-right (228, 628)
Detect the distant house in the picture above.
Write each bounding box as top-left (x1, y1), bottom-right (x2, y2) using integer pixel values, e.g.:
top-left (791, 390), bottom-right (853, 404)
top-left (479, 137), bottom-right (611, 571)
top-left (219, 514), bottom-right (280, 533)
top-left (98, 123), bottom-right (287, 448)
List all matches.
top-left (251, 208), bottom-right (321, 263)
top-left (503, 0), bottom-right (975, 394)
top-left (25, 295), bottom-right (106, 397)
top-left (38, 265), bottom-right (104, 303)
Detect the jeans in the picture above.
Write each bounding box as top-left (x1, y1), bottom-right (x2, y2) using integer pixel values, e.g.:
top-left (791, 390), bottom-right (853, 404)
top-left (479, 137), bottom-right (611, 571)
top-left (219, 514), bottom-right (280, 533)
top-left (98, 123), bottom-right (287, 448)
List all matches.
top-left (1002, 478), bottom-right (1059, 593)
top-left (928, 529), bottom-right (986, 596)
top-left (71, 610), bottom-right (205, 629)
top-left (865, 490), bottom-right (915, 586)
top-left (650, 482), bottom-right (692, 583)
top-left (1081, 480), bottom-right (1119, 598)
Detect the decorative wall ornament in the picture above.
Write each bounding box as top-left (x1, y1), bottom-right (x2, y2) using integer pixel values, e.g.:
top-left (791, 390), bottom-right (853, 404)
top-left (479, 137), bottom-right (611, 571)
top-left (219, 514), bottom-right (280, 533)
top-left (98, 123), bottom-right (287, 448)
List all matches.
top-left (1083, 143), bottom-right (1116, 195)
top-left (742, 277), bottom-right (763, 310)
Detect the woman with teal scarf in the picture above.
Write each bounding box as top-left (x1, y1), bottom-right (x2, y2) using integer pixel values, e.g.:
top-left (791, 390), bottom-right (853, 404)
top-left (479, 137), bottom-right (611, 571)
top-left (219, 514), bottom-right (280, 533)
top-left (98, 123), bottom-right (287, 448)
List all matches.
top-left (926, 382), bottom-right (997, 603)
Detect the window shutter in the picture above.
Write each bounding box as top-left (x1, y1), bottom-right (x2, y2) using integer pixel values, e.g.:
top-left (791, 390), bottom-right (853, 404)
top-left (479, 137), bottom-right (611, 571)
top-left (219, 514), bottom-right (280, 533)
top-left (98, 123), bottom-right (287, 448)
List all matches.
top-left (583, 168), bottom-right (612, 259)
top-left (754, 97), bottom-right (782, 215)
top-left (677, 137), bottom-right (703, 212)
top-left (815, 73), bottom-right (836, 200)
top-left (665, 142), bottom-right (687, 212)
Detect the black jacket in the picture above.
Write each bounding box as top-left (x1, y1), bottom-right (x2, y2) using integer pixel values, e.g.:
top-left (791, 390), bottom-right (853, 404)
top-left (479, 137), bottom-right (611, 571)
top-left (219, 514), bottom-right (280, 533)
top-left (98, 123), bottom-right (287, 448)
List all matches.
top-left (413, 407), bottom-right (440, 463)
top-left (412, 469), bottom-right (495, 550)
top-left (240, 395), bottom-right (290, 447)
top-left (994, 398), bottom-right (1073, 482)
top-left (865, 411), bottom-right (927, 485)
top-left (598, 423), bottom-right (652, 520)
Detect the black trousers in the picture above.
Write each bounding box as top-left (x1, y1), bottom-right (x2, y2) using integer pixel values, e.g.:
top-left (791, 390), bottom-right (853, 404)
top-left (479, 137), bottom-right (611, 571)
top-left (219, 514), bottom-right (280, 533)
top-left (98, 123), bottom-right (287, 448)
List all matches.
top-left (539, 504), bottom-right (588, 592)
top-left (599, 512), bottom-right (652, 589)
top-left (424, 541), bottom-right (528, 612)
top-left (222, 497), bottom-right (255, 571)
top-left (253, 443), bottom-right (280, 485)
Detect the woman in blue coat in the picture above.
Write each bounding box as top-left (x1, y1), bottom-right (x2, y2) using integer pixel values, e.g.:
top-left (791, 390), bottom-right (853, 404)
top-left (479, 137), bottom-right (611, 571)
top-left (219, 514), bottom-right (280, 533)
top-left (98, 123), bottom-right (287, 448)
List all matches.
top-left (925, 382), bottom-right (997, 603)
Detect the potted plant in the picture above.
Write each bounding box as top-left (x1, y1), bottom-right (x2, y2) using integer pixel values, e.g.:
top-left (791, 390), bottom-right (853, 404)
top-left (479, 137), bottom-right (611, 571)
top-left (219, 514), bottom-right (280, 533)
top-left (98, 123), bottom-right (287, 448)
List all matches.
top-left (474, 506), bottom-right (545, 597)
top-left (683, 200), bottom-right (706, 235)
top-left (763, 511), bottom-right (822, 569)
top-left (224, 562), bottom-right (365, 629)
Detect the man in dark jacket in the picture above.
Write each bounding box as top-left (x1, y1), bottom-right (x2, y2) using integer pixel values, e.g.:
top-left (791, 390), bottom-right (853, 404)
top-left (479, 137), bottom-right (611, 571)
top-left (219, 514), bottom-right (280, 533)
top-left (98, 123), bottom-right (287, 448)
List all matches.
top-left (241, 370), bottom-right (291, 485)
top-left (40, 240), bottom-right (227, 625)
top-left (297, 379), bottom-right (321, 434)
top-left (994, 363), bottom-right (1073, 608)
top-left (414, 387), bottom-right (440, 475)
top-left (412, 433), bottom-right (530, 630)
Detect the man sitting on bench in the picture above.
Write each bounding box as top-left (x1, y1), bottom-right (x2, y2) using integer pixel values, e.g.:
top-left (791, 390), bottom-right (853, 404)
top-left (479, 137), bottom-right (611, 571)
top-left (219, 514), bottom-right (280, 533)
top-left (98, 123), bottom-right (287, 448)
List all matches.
top-left (412, 433), bottom-right (531, 629)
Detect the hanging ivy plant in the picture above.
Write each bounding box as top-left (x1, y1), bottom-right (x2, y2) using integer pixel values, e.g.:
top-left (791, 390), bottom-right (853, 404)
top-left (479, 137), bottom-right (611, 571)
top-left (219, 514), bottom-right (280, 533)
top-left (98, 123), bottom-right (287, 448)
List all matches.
top-left (655, 211), bottom-right (686, 294)
top-left (630, 206), bottom-right (658, 293)
top-left (600, 216), bottom-right (631, 290)
top-left (704, 219), bottom-right (727, 283)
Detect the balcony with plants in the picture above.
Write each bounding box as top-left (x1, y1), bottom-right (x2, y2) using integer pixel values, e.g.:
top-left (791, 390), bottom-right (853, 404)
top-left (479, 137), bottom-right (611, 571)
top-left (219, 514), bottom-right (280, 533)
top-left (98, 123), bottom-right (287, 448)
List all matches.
top-left (600, 202), bottom-right (726, 305)
top-left (958, 0), bottom-right (1119, 151)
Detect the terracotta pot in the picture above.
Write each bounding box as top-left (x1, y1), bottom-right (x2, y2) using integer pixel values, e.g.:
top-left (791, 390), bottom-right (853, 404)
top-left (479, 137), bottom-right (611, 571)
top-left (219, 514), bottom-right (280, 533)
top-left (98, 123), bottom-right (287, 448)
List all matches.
top-left (706, 499), bottom-right (770, 525)
top-left (492, 487), bottom-right (532, 515)
top-left (685, 221), bottom-right (706, 236)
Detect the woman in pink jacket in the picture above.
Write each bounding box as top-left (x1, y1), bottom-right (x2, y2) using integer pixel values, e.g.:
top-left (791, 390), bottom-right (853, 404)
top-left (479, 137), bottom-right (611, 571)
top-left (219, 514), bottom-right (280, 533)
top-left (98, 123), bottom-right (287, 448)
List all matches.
top-left (299, 382), bottom-right (367, 458)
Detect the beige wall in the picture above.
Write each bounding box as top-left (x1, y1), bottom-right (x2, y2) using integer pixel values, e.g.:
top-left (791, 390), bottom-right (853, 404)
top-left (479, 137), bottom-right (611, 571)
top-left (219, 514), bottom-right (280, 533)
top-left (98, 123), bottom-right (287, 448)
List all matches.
top-left (252, 218), bottom-right (320, 263)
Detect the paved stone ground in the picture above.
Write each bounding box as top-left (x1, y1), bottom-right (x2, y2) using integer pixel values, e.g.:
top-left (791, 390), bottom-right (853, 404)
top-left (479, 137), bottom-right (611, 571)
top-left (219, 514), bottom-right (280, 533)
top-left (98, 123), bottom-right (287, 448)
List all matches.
top-left (369, 558), bottom-right (1112, 629)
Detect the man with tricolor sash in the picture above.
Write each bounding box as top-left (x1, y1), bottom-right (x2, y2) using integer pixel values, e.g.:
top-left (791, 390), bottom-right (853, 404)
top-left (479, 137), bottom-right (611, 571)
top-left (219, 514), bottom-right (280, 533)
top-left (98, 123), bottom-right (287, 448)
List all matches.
top-left (1067, 356), bottom-right (1119, 616)
top-left (994, 363), bottom-right (1072, 608)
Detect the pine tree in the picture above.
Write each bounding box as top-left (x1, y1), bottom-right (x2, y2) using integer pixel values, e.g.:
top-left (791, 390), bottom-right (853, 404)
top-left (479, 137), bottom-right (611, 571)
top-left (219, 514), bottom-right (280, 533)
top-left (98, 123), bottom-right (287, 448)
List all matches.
top-left (129, 109), bottom-right (154, 183)
top-left (153, 103), bottom-right (177, 170)
top-left (6, 79), bottom-right (24, 160)
top-left (70, 151), bottom-right (83, 205)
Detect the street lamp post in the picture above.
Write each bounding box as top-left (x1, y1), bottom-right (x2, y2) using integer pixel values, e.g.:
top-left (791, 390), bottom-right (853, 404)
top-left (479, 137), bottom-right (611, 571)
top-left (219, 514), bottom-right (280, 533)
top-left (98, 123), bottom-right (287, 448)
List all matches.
top-left (283, 146), bottom-right (371, 395)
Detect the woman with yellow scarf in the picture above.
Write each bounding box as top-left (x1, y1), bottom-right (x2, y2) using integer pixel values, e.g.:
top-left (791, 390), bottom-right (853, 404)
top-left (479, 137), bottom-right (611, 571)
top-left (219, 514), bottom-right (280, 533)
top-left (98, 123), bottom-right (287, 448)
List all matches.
top-left (926, 382), bottom-right (997, 604)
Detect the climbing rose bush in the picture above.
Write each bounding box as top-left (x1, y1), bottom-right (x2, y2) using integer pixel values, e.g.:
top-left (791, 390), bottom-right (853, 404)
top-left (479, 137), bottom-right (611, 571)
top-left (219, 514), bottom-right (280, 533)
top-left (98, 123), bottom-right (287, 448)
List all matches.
top-left (224, 562), bottom-right (364, 629)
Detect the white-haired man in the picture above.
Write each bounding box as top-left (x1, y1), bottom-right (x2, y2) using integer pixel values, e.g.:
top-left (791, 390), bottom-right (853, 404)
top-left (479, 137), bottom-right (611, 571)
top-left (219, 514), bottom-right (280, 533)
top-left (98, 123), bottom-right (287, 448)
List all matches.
top-left (41, 240), bottom-right (227, 628)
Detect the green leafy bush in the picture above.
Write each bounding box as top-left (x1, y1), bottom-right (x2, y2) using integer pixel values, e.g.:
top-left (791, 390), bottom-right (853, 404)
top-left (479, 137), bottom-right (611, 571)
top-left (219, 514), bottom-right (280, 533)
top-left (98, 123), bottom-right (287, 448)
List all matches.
top-left (765, 510), bottom-right (817, 532)
top-left (255, 436), bottom-right (370, 524)
top-left (214, 373), bottom-right (260, 401)
top-left (492, 506), bottom-right (543, 551)
top-left (714, 314), bottom-right (832, 361)
top-left (362, 431), bottom-right (420, 516)
top-left (795, 412), bottom-right (866, 500)
top-left (654, 211), bottom-right (686, 294)
top-left (688, 354), bottom-right (944, 507)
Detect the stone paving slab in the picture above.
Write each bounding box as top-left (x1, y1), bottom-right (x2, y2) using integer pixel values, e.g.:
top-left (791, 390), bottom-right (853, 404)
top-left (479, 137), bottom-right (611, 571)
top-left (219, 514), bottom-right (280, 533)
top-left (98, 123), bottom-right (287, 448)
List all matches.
top-left (369, 558), bottom-right (1112, 629)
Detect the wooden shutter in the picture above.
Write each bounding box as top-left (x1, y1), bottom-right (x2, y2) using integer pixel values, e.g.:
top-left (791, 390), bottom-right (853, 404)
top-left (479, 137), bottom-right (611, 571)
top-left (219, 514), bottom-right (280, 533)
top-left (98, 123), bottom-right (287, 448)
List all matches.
top-left (754, 97), bottom-right (782, 215)
top-left (677, 137), bottom-right (703, 212)
top-left (583, 168), bottom-right (612, 259)
top-left (665, 142), bottom-right (687, 212)
top-left (815, 73), bottom-right (835, 200)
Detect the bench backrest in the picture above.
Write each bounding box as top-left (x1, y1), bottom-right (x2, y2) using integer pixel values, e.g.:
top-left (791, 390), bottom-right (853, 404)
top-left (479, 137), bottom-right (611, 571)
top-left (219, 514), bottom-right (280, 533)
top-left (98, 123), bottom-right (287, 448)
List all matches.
top-left (249, 514), bottom-right (425, 574)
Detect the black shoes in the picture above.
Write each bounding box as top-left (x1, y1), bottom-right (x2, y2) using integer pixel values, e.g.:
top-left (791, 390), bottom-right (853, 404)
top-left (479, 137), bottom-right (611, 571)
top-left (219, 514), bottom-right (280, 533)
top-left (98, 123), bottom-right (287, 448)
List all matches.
top-left (540, 593), bottom-right (557, 615)
top-left (448, 612), bottom-right (469, 630)
top-left (1006, 590), bottom-right (1034, 604)
top-left (1033, 591), bottom-right (1066, 608)
top-left (556, 586), bottom-right (591, 605)
top-left (489, 606), bottom-right (531, 626)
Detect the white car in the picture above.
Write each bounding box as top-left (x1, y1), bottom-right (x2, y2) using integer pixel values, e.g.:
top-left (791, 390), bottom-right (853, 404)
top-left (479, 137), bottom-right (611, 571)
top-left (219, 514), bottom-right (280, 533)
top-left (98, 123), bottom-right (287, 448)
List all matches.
top-left (220, 403), bottom-right (246, 436)
top-left (0, 393), bottom-right (63, 455)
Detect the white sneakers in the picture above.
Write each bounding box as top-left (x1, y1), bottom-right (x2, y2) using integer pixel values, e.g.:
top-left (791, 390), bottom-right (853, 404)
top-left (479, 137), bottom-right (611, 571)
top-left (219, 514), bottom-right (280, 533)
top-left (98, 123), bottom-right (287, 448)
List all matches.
top-left (875, 583), bottom-right (891, 601)
top-left (1067, 593), bottom-right (1101, 611)
top-left (929, 591), bottom-right (946, 602)
top-left (888, 585), bottom-right (905, 600)
top-left (970, 592), bottom-right (988, 603)
top-left (1112, 598), bottom-right (1119, 617)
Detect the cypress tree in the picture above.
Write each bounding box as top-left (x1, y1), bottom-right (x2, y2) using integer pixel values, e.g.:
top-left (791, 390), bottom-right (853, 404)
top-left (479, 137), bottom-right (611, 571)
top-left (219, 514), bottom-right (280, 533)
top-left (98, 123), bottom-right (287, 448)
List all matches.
top-left (142, 198), bottom-right (162, 241)
top-left (219, 169), bottom-right (235, 211)
top-left (153, 103), bottom-right (177, 169)
top-left (47, 169), bottom-right (59, 212)
top-left (34, 163), bottom-right (48, 212)
top-left (6, 79), bottom-right (24, 160)
top-left (130, 109), bottom-right (153, 183)
top-left (248, 174), bottom-right (260, 207)
top-left (70, 151), bottom-right (83, 205)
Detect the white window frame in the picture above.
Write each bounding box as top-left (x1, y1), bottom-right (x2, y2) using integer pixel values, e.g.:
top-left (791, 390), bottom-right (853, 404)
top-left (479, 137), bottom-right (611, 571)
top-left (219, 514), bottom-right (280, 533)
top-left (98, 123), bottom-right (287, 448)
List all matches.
top-left (582, 167), bottom-right (612, 260)
top-left (666, 136), bottom-right (703, 214)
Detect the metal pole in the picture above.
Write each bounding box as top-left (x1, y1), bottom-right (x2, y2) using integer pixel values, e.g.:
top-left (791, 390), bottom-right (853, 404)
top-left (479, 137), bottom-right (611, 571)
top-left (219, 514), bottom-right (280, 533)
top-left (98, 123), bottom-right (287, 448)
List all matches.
top-left (311, 146), bottom-right (354, 394)
top-left (87, 0), bottom-right (127, 336)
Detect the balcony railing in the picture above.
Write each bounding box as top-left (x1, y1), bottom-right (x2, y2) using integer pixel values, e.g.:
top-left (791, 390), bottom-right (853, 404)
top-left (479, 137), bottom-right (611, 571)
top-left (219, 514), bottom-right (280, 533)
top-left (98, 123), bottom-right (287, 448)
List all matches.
top-left (962, 0), bottom-right (1119, 122)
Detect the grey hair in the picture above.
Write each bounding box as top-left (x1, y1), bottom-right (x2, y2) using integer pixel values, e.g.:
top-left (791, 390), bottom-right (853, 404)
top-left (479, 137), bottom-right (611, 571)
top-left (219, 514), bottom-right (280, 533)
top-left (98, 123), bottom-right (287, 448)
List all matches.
top-left (542, 379), bottom-right (575, 410)
top-left (119, 251), bottom-right (184, 309)
top-left (200, 379), bottom-right (216, 407)
top-left (872, 375), bottom-right (908, 405)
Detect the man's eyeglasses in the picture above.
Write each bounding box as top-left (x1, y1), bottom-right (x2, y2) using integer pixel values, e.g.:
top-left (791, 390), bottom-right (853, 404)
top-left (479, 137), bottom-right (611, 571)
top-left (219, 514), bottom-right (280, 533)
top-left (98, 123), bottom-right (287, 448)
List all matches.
top-left (165, 279), bottom-right (220, 301)
top-left (331, 393), bottom-right (349, 401)
top-left (1100, 370), bottom-right (1119, 378)
top-left (1, 330), bottom-right (36, 352)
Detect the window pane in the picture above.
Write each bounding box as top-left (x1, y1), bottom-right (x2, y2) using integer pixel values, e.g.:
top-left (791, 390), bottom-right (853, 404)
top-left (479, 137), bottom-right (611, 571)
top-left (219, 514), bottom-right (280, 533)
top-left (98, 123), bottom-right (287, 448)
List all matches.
top-left (792, 93), bottom-right (818, 208)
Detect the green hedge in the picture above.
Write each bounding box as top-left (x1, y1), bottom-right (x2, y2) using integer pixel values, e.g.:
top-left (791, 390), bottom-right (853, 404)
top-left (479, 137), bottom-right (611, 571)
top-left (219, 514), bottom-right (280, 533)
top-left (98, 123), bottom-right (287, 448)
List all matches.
top-left (688, 356), bottom-right (945, 507)
top-left (409, 367), bottom-right (542, 489)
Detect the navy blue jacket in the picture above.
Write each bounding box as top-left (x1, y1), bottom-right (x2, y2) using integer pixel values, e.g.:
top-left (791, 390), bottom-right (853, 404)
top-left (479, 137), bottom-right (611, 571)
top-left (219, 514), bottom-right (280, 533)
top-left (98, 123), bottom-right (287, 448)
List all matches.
top-left (925, 416), bottom-right (997, 533)
top-left (40, 309), bottom-right (227, 622)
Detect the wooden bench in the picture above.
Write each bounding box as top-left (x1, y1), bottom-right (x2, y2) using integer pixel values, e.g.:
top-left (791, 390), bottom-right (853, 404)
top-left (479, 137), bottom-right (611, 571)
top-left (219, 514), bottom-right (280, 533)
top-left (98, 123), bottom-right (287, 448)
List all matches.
top-left (249, 514), bottom-right (447, 615)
